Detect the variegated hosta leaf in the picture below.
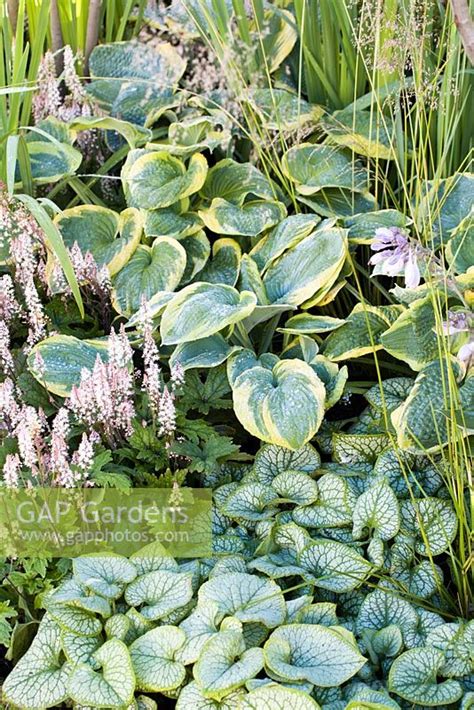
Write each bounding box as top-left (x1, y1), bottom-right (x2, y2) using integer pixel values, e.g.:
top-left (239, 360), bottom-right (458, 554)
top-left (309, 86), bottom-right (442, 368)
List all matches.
top-left (200, 158), bottom-right (278, 205)
top-left (194, 630), bottom-right (264, 700)
top-left (249, 214), bottom-right (319, 273)
top-left (391, 358), bottom-right (473, 451)
top-left (400, 498), bottom-right (458, 556)
top-left (149, 116), bottom-right (231, 156)
top-left (446, 214), bottom-right (473, 274)
top-left (69, 115), bottom-right (151, 148)
top-left (129, 625), bottom-right (186, 692)
top-left (230, 358), bottom-right (326, 450)
top-left (245, 88), bottom-right (323, 131)
top-left (298, 540), bottom-right (372, 592)
top-left (272, 470), bottom-right (319, 505)
top-left (124, 570), bottom-right (194, 620)
top-left (255, 8), bottom-right (297, 72)
top-left (198, 573), bottom-right (286, 628)
top-left (196, 238), bottom-right (241, 286)
top-left (144, 206), bottom-right (203, 239)
top-left (68, 639), bottom-right (135, 707)
top-left (417, 173), bottom-right (474, 241)
top-left (344, 209), bottom-right (409, 245)
top-left (324, 108), bottom-right (396, 160)
top-left (323, 304), bottom-right (393, 361)
top-left (388, 648), bottom-right (463, 706)
top-left (381, 297), bottom-right (441, 371)
top-left (282, 143), bottom-right (368, 196)
top-left (332, 433), bottom-right (390, 464)
top-left (241, 683), bottom-right (321, 709)
top-left (199, 198), bottom-right (286, 237)
top-left (161, 283), bottom-right (257, 345)
top-left (112, 237), bottom-right (186, 315)
top-left (352, 480), bottom-right (400, 541)
top-left (308, 357), bottom-right (348, 409)
top-left (169, 334), bottom-right (241, 371)
top-left (123, 151), bottom-right (207, 209)
top-left (253, 443), bottom-right (321, 485)
top-left (55, 205), bottom-right (142, 276)
top-left (2, 616), bottom-right (70, 709)
top-left (300, 187), bottom-right (377, 219)
top-left (356, 589), bottom-right (418, 639)
top-left (264, 624), bottom-right (366, 687)
top-left (21, 140), bottom-right (82, 184)
top-left (293, 473), bottom-right (355, 528)
top-left (28, 334), bottom-right (109, 397)
top-left (278, 314), bottom-right (346, 336)
top-left (73, 554), bottom-right (137, 599)
top-left (262, 227), bottom-right (346, 307)
top-left (221, 482), bottom-right (279, 521)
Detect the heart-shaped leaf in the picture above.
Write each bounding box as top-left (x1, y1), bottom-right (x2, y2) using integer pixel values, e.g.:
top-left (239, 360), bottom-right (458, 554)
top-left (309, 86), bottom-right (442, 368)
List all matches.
top-left (130, 625), bottom-right (186, 692)
top-left (293, 473), bottom-right (355, 528)
top-left (352, 480), bottom-right (400, 541)
top-left (73, 554), bottom-right (137, 600)
top-left (388, 647), bottom-right (463, 705)
top-left (199, 198), bottom-right (286, 237)
top-left (68, 638), bottom-right (135, 707)
top-left (125, 570), bottom-right (194, 620)
top-left (298, 539), bottom-right (372, 592)
top-left (282, 143), bottom-right (368, 195)
top-left (200, 158), bottom-right (278, 204)
top-left (253, 443), bottom-right (321, 485)
top-left (241, 683), bottom-right (321, 709)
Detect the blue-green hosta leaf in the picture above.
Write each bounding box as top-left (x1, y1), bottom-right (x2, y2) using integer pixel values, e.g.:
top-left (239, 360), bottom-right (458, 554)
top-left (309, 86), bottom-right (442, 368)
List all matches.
top-left (356, 589), bottom-right (418, 640)
top-left (68, 639), bottom-right (135, 707)
top-left (61, 630), bottom-right (101, 666)
top-left (176, 680), bottom-right (245, 709)
top-left (129, 625), bottom-right (186, 692)
top-left (253, 443), bottom-right (321, 485)
top-left (227, 349), bottom-right (278, 386)
top-left (112, 237), bottom-right (186, 315)
top-left (264, 624), bottom-right (366, 687)
top-left (123, 151), bottom-right (207, 209)
top-left (344, 209), bottom-right (410, 245)
top-left (364, 377), bottom-right (414, 412)
top-left (446, 214), bottom-right (473, 274)
top-left (179, 230), bottom-right (212, 285)
top-left (353, 480), bottom-right (400, 541)
top-left (127, 291), bottom-right (175, 326)
top-left (104, 614), bottom-right (131, 640)
top-left (391, 358), bottom-right (472, 451)
top-left (323, 304), bottom-right (394, 361)
top-left (325, 108), bottom-right (396, 160)
top-left (250, 214), bottom-right (319, 273)
top-left (272, 470), bottom-right (319, 505)
top-left (388, 648), bottom-right (463, 706)
top-left (69, 115), bottom-right (151, 148)
top-left (177, 601), bottom-right (222, 665)
top-left (149, 116), bottom-right (231, 156)
top-left (20, 140), bottom-right (82, 184)
top-left (293, 473), bottom-right (355, 528)
top-left (221, 483), bottom-right (279, 522)
top-left (417, 173), bottom-right (474, 242)
top-left (245, 88), bottom-right (323, 131)
top-left (299, 188), bottom-right (377, 219)
top-left (2, 616), bottom-right (70, 709)
top-left (198, 573), bottom-right (286, 628)
top-left (299, 540), bottom-right (372, 592)
top-left (28, 334), bottom-right (109, 397)
top-left (381, 297), bottom-right (441, 371)
top-left (124, 570), bottom-right (194, 620)
top-left (200, 158), bottom-right (278, 205)
top-left (263, 227), bottom-right (346, 306)
top-left (144, 206), bottom-right (203, 239)
top-left (231, 358), bottom-right (326, 450)
top-left (333, 433), bottom-right (390, 464)
top-left (255, 7), bottom-right (297, 72)
top-left (194, 630), bottom-right (264, 700)
top-left (241, 683), bottom-right (321, 709)
top-left (282, 144), bottom-right (368, 196)
top-left (109, 82), bottom-right (179, 128)
top-left (73, 555), bottom-right (137, 600)
top-left (161, 283), bottom-right (256, 344)
top-left (55, 205), bottom-right (142, 276)
top-left (196, 238), bottom-right (241, 286)
top-left (279, 314), bottom-right (346, 335)
top-left (170, 334), bottom-right (241, 371)
top-left (400, 498), bottom-right (458, 556)
top-left (199, 199), bottom-right (286, 237)
top-left (308, 356), bottom-right (348, 409)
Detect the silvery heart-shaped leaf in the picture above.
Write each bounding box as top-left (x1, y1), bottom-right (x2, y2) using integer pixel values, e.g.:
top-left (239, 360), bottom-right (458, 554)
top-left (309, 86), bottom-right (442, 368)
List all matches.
top-left (2, 616), bottom-right (70, 709)
top-left (352, 480), bottom-right (400, 541)
top-left (130, 625), bottom-right (186, 691)
top-left (200, 158), bottom-right (278, 204)
top-left (298, 602), bottom-right (338, 626)
top-left (196, 238), bottom-right (241, 286)
top-left (332, 433), bottom-right (390, 464)
top-left (344, 686), bottom-right (401, 709)
top-left (123, 151), bottom-right (207, 209)
top-left (161, 283), bottom-right (257, 345)
top-left (249, 214), bottom-right (319, 272)
top-left (55, 205), bottom-right (142, 276)
top-left (104, 614), bottom-right (131, 640)
top-left (264, 624), bottom-right (366, 687)
top-left (68, 638), bottom-right (135, 707)
top-left (426, 621), bottom-right (474, 678)
top-left (364, 377), bottom-right (414, 412)
top-left (129, 541), bottom-right (179, 576)
top-left (253, 443), bottom-right (321, 485)
top-left (241, 683), bottom-right (321, 709)
top-left (46, 579), bottom-right (111, 618)
top-left (125, 570), bottom-right (194, 620)
top-left (262, 227), bottom-right (346, 306)
top-left (272, 470), bottom-right (319, 505)
top-left (356, 589), bottom-right (418, 639)
top-left (231, 358), bottom-right (326, 450)
top-left (73, 554), bottom-right (137, 599)
top-left (373, 447), bottom-right (444, 498)
top-left (282, 143), bottom-right (368, 195)
top-left (323, 304), bottom-right (394, 361)
top-left (400, 497), bottom-right (458, 556)
top-left (175, 680), bottom-right (245, 709)
top-left (298, 540), bottom-right (372, 592)
top-left (198, 573), bottom-right (286, 628)
top-left (371, 625), bottom-right (403, 657)
top-left (221, 482), bottom-right (280, 521)
top-left (199, 198), bottom-right (286, 237)
top-left (61, 630), bottom-right (101, 666)
top-left (293, 473), bottom-right (355, 528)
top-left (46, 603), bottom-right (103, 637)
top-left (169, 334), bottom-right (241, 371)
top-left (388, 648), bottom-right (463, 705)
top-left (194, 630), bottom-right (264, 700)
top-left (112, 237), bottom-right (186, 315)
top-left (177, 601), bottom-right (222, 665)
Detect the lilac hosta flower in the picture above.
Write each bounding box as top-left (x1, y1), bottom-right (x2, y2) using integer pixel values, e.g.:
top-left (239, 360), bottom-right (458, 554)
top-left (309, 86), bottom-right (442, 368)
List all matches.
top-left (440, 310), bottom-right (471, 336)
top-left (369, 227), bottom-right (421, 288)
top-left (458, 341), bottom-right (474, 371)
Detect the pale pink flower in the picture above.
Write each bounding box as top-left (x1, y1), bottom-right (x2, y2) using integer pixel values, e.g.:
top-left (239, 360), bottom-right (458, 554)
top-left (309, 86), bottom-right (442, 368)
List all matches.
top-left (158, 387), bottom-right (176, 437)
top-left (10, 232), bottom-right (47, 347)
top-left (0, 378), bottom-right (20, 433)
top-left (15, 405), bottom-right (44, 469)
top-left (0, 275), bottom-right (21, 322)
top-left (170, 361), bottom-right (185, 390)
top-left (50, 408), bottom-right (72, 485)
top-left (3, 454), bottom-right (21, 488)
top-left (71, 432), bottom-right (95, 478)
top-left (0, 320), bottom-right (14, 374)
top-left (139, 298), bottom-right (162, 414)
